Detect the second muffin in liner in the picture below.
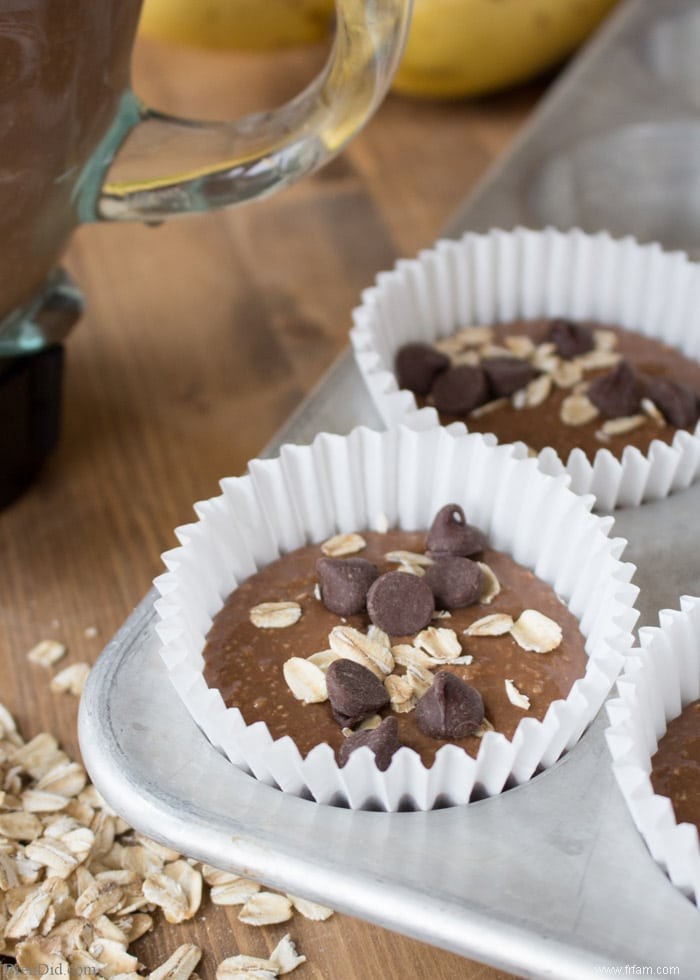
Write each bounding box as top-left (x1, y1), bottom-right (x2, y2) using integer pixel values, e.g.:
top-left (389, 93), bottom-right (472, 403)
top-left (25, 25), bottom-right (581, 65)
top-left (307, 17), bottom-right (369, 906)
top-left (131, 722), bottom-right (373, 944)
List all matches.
top-left (154, 424), bottom-right (638, 811)
top-left (350, 226), bottom-right (700, 511)
top-left (606, 596), bottom-right (700, 906)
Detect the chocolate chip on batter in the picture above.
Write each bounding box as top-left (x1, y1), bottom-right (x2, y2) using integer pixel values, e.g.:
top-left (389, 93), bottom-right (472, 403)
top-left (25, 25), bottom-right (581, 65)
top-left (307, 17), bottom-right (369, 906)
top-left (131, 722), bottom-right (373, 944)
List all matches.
top-left (326, 659), bottom-right (390, 728)
top-left (641, 375), bottom-right (700, 429)
top-left (338, 716), bottom-right (402, 772)
top-left (587, 359), bottom-right (640, 418)
top-left (415, 671), bottom-right (484, 740)
top-left (425, 504), bottom-right (487, 559)
top-left (431, 364), bottom-right (489, 416)
top-left (546, 318), bottom-right (595, 359)
top-left (316, 557), bottom-right (378, 617)
top-left (366, 571), bottom-right (435, 636)
top-left (482, 357), bottom-right (538, 398)
top-left (395, 343), bottom-right (450, 395)
top-left (424, 556), bottom-right (482, 610)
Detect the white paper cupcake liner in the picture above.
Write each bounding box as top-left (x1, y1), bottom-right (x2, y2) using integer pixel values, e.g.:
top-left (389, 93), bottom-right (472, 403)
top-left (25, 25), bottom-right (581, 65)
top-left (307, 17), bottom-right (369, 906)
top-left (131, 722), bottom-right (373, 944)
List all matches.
top-left (350, 227), bottom-right (700, 511)
top-left (154, 424), bottom-right (638, 811)
top-left (606, 596), bottom-right (700, 905)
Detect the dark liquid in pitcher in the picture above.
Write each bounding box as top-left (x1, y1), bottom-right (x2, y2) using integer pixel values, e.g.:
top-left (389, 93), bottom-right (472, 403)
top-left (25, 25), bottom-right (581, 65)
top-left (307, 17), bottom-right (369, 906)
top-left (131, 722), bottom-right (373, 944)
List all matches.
top-left (0, 0), bottom-right (143, 322)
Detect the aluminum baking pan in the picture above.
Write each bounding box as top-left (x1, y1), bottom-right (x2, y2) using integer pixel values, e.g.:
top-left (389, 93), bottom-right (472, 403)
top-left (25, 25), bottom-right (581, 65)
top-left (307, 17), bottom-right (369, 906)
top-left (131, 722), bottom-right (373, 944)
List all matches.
top-left (79, 0), bottom-right (700, 975)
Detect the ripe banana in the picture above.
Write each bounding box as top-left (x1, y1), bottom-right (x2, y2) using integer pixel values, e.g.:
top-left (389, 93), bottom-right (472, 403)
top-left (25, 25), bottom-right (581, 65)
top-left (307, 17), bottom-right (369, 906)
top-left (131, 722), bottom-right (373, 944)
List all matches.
top-left (138, 0), bottom-right (334, 50)
top-left (392, 0), bottom-right (620, 98)
top-left (138, 0), bottom-right (619, 98)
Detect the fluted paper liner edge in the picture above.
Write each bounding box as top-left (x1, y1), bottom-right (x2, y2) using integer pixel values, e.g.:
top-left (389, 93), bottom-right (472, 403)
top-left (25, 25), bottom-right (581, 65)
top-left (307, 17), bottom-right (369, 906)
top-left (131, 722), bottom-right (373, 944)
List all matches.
top-left (350, 227), bottom-right (700, 511)
top-left (154, 424), bottom-right (638, 811)
top-left (606, 596), bottom-right (700, 905)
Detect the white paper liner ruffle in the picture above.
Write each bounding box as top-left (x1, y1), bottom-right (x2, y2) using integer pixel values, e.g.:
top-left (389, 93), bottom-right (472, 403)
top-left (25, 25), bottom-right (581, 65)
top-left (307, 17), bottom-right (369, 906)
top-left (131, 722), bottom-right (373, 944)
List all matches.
top-left (154, 424), bottom-right (638, 811)
top-left (350, 227), bottom-right (700, 511)
top-left (606, 596), bottom-right (700, 905)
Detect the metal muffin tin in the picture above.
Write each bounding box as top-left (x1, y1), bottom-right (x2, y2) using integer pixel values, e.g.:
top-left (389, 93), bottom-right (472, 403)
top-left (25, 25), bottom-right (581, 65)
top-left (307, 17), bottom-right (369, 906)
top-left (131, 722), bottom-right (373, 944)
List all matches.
top-left (79, 1), bottom-right (700, 976)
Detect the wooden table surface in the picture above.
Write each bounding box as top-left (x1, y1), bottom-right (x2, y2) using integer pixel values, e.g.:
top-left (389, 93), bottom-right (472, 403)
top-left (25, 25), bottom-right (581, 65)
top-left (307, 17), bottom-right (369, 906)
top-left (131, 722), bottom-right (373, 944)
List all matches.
top-left (0, 34), bottom-right (547, 980)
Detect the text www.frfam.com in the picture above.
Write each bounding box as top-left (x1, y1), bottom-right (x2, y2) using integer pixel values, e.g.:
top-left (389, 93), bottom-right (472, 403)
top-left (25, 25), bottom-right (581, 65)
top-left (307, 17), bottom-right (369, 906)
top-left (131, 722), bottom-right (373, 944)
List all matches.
top-left (594, 967), bottom-right (680, 976)
top-left (1, 968), bottom-right (98, 977)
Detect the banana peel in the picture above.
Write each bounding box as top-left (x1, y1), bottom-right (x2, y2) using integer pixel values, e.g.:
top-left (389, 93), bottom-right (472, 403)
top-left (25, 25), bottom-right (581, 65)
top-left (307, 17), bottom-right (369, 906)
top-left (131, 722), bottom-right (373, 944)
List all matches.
top-left (138, 0), bottom-right (620, 98)
top-left (138, 0), bottom-right (334, 50)
top-left (393, 0), bottom-right (621, 98)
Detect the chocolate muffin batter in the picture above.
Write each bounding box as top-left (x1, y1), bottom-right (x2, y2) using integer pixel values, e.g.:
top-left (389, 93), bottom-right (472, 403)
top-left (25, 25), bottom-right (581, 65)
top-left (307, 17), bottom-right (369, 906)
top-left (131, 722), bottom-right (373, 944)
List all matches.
top-left (409, 320), bottom-right (700, 461)
top-left (203, 529), bottom-right (587, 767)
top-left (651, 700), bottom-right (700, 831)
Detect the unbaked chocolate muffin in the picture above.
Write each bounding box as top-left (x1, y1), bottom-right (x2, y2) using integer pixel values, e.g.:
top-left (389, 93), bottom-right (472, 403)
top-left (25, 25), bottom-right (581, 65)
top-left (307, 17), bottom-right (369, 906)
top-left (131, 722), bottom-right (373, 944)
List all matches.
top-left (203, 505), bottom-right (587, 770)
top-left (396, 319), bottom-right (700, 462)
top-left (651, 700), bottom-right (700, 832)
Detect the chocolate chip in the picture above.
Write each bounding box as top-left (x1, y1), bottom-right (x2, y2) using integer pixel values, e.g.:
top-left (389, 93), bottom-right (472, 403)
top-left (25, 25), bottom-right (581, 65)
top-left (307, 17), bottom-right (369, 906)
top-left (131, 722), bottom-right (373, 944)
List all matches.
top-left (431, 364), bottom-right (489, 416)
top-left (641, 375), bottom-right (700, 429)
top-left (587, 360), bottom-right (640, 418)
top-left (395, 343), bottom-right (450, 395)
top-left (546, 318), bottom-right (595, 359)
top-left (424, 556), bottom-right (482, 610)
top-left (338, 716), bottom-right (402, 772)
top-left (366, 571), bottom-right (434, 636)
top-left (415, 671), bottom-right (484, 740)
top-left (482, 357), bottom-right (538, 397)
top-left (316, 557), bottom-right (378, 617)
top-left (425, 503), bottom-right (487, 559)
top-left (326, 659), bottom-right (389, 728)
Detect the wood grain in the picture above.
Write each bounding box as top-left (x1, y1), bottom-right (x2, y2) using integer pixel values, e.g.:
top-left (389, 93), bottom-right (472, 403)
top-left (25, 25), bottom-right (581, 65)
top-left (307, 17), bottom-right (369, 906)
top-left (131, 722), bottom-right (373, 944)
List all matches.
top-left (0, 35), bottom-right (545, 980)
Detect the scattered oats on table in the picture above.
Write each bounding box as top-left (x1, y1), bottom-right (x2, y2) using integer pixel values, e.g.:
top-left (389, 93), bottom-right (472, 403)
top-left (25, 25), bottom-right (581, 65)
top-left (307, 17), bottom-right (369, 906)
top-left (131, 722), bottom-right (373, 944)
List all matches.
top-left (50, 662), bottom-right (91, 696)
top-left (26, 639), bottom-right (67, 669)
top-left (0, 702), bottom-right (332, 977)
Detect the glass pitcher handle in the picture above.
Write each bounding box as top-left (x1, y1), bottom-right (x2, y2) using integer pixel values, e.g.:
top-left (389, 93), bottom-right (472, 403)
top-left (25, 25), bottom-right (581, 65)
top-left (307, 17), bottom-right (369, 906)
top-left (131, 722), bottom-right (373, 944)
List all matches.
top-left (89, 0), bottom-right (413, 223)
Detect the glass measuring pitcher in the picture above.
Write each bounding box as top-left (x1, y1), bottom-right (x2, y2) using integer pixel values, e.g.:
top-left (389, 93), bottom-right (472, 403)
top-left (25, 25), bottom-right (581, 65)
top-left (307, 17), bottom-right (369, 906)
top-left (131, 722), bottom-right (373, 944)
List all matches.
top-left (0, 0), bottom-right (412, 354)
